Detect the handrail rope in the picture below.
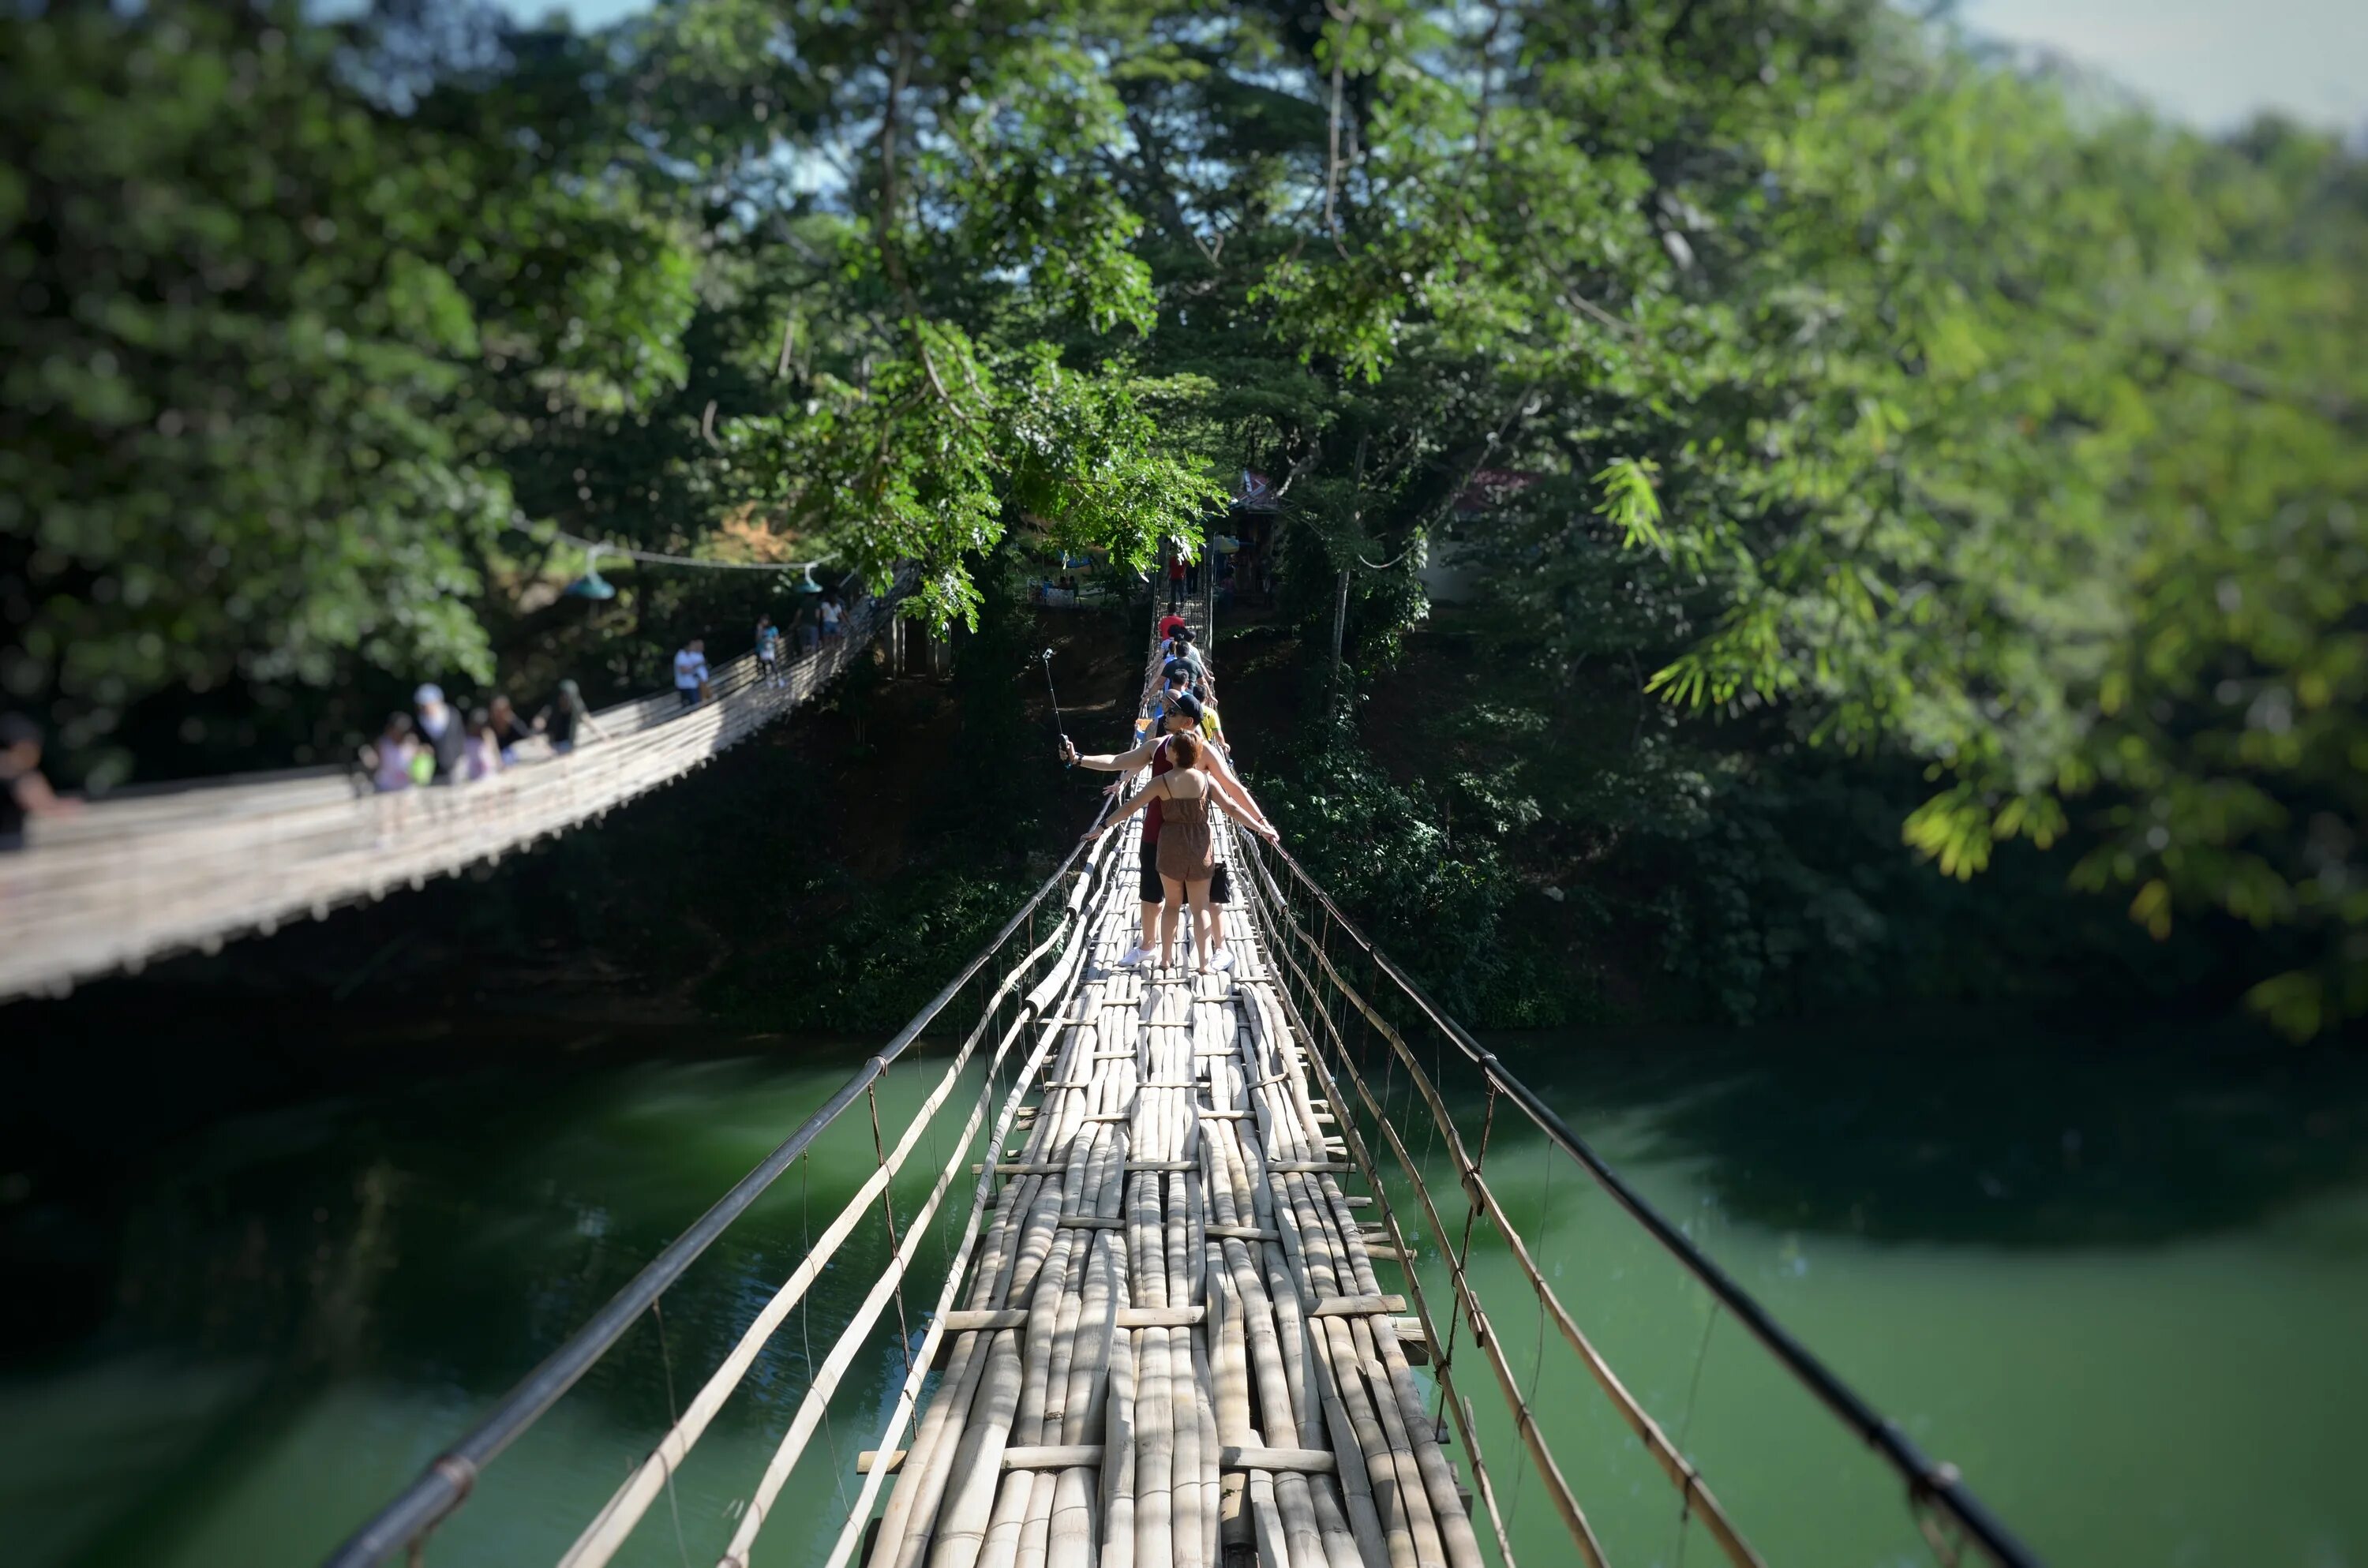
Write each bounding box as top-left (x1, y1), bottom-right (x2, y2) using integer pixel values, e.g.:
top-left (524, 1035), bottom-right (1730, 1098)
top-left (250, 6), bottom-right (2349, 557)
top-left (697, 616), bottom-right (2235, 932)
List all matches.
top-left (865, 889), bottom-right (1145, 1568)
top-left (1434, 1081), bottom-right (1497, 1418)
top-left (1236, 833), bottom-right (2044, 1568)
top-left (1241, 845), bottom-right (1765, 1567)
top-left (1231, 901), bottom-right (1493, 1568)
top-left (321, 769), bottom-right (1122, 1568)
top-left (1237, 847), bottom-right (1528, 1568)
top-left (807, 977), bottom-right (1107, 1568)
top-left (719, 930), bottom-right (1107, 1568)
top-left (550, 851), bottom-right (1110, 1568)
top-left (1245, 874), bottom-right (1523, 1567)
top-left (731, 848), bottom-right (1118, 1565)
top-left (737, 729), bottom-right (1140, 1566)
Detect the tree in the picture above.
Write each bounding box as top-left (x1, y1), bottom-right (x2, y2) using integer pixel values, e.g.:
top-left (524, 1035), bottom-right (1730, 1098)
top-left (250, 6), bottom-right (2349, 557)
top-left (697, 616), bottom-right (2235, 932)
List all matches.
top-left (0, 0), bottom-right (699, 781)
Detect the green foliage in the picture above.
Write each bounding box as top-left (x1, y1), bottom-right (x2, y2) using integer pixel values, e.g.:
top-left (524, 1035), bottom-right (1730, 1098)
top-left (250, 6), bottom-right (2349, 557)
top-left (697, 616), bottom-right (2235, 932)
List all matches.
top-left (1251, 723), bottom-right (1584, 1027)
top-left (1205, 0), bottom-right (2366, 1034)
top-left (0, 0), bottom-right (699, 779)
top-left (626, 0), bottom-right (1227, 629)
top-left (12, 0), bottom-right (2362, 1036)
top-left (703, 866), bottom-right (1040, 1031)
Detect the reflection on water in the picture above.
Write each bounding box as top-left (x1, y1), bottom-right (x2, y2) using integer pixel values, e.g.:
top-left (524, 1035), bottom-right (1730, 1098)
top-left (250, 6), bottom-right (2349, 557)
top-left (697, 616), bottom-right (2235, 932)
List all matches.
top-left (2, 1016), bottom-right (2362, 1567)
top-left (1384, 1020), bottom-right (2368, 1568)
top-left (0, 1044), bottom-right (986, 1568)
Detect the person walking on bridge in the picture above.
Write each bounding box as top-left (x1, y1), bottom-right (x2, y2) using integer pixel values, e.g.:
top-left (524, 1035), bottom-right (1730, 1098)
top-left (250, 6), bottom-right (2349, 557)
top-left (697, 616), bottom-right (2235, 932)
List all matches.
top-left (1095, 730), bottom-right (1242, 974)
top-left (488, 694), bottom-right (534, 764)
top-left (673, 639), bottom-right (711, 711)
top-left (535, 679), bottom-right (608, 755)
top-left (2, 713), bottom-right (80, 851)
top-left (755, 614), bottom-right (785, 688)
top-left (1165, 549), bottom-right (1187, 612)
top-left (1063, 690), bottom-right (1276, 971)
top-left (412, 684), bottom-right (467, 782)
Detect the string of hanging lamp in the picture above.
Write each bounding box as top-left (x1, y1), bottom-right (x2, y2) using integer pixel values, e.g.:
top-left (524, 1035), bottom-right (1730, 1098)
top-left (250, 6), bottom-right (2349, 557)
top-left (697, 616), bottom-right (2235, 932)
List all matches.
top-left (519, 522), bottom-right (832, 600)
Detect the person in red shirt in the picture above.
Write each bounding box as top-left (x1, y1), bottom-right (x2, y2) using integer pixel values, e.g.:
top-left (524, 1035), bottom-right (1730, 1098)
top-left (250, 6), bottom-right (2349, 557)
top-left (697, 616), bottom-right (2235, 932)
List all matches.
top-left (1156, 612), bottom-right (1187, 644)
top-left (1062, 690), bottom-right (1275, 970)
top-left (1166, 552), bottom-right (1187, 611)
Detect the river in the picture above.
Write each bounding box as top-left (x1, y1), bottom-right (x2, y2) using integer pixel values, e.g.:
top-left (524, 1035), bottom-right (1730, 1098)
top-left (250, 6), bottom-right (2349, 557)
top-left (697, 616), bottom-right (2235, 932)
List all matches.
top-left (2, 1015), bottom-right (2362, 1567)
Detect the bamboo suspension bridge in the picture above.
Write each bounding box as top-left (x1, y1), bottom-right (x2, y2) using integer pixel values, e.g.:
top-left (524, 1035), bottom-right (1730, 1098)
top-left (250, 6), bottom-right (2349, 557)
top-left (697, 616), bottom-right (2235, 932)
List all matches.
top-left (13, 582), bottom-right (2041, 1567)
top-left (0, 575), bottom-right (915, 1003)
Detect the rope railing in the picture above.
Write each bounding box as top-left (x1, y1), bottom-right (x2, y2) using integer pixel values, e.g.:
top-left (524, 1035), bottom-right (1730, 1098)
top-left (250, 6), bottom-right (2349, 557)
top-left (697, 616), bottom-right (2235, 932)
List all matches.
top-left (0, 571), bottom-right (907, 1002)
top-left (1229, 828), bottom-right (2045, 1568)
top-left (318, 563), bottom-right (2038, 1568)
top-left (321, 604), bottom-right (1182, 1568)
top-left (324, 796), bottom-right (1127, 1568)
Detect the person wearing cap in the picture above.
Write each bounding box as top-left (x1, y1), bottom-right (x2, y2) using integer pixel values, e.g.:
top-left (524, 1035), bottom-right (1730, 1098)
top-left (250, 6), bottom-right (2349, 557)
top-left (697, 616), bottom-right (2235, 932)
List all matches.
top-left (1062, 689), bottom-right (1276, 971)
top-left (412, 683), bottom-right (468, 780)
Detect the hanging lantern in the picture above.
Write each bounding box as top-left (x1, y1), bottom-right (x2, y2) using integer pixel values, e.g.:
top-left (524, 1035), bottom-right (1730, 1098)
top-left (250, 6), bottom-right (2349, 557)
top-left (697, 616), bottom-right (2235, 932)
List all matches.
top-left (564, 544), bottom-right (616, 600)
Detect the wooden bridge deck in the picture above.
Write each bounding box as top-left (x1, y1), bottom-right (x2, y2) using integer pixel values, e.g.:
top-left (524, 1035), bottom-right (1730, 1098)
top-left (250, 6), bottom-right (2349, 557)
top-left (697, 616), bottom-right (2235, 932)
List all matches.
top-left (853, 818), bottom-right (1480, 1568)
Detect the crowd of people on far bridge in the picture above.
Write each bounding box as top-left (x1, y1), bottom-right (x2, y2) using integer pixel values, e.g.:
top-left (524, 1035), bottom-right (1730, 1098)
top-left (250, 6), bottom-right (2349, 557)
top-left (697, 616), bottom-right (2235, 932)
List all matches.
top-left (1066, 610), bottom-right (1278, 978)
top-left (359, 588), bottom-right (852, 797)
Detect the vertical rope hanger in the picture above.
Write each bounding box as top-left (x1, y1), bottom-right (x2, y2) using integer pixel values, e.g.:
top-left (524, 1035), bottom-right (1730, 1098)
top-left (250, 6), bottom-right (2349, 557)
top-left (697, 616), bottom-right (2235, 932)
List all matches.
top-left (864, 1080), bottom-right (915, 1385)
top-left (796, 1152), bottom-right (856, 1521)
top-left (649, 1298), bottom-right (694, 1568)
top-left (1435, 1080), bottom-right (1500, 1425)
top-left (1670, 1299), bottom-right (1725, 1568)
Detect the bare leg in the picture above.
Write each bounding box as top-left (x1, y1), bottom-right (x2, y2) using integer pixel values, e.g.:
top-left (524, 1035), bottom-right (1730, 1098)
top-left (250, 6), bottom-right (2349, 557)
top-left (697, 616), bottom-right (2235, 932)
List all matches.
top-left (1141, 901), bottom-right (1160, 953)
top-left (1160, 876), bottom-right (1187, 969)
top-left (1187, 882), bottom-right (1214, 972)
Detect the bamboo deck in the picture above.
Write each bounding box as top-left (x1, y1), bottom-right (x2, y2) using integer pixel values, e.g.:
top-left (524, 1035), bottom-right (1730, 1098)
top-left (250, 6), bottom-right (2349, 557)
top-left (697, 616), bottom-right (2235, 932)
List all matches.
top-left (0, 575), bottom-right (910, 1002)
top-left (858, 818), bottom-right (1482, 1568)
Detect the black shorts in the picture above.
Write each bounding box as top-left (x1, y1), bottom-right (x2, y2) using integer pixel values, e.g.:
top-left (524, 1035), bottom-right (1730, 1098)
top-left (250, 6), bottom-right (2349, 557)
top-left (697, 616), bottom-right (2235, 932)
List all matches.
top-left (1137, 837), bottom-right (1231, 904)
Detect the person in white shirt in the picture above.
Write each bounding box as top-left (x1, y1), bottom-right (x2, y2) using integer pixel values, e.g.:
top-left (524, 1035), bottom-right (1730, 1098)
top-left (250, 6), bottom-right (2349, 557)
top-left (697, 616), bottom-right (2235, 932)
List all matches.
top-left (673, 639), bottom-right (711, 709)
top-left (819, 593), bottom-right (844, 640)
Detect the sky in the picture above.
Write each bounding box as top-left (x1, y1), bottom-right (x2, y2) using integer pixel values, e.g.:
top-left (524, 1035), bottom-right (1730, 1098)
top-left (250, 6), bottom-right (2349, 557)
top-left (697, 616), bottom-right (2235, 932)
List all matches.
top-left (1959, 0), bottom-right (2367, 131)
top-left (497, 0), bottom-right (2368, 135)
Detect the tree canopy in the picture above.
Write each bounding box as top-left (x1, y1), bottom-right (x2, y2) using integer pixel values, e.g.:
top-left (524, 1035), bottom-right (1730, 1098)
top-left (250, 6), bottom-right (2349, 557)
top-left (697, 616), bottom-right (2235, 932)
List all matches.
top-left (4, 0), bottom-right (2360, 1031)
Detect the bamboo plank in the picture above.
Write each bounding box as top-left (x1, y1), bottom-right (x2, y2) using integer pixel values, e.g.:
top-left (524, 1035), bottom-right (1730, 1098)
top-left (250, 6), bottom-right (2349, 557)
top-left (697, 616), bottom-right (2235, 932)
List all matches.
top-left (837, 777), bottom-right (1497, 1568)
top-left (1307, 1293), bottom-right (1409, 1318)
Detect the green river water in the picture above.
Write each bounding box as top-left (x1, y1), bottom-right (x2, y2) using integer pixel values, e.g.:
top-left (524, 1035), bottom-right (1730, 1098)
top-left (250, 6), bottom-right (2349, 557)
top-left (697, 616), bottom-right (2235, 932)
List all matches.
top-left (3, 1018), bottom-right (2363, 1568)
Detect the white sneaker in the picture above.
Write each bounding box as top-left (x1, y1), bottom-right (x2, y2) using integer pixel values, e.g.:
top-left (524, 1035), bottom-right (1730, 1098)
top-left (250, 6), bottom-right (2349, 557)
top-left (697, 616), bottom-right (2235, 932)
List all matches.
top-left (1210, 947), bottom-right (1236, 973)
top-left (1118, 945), bottom-right (1152, 967)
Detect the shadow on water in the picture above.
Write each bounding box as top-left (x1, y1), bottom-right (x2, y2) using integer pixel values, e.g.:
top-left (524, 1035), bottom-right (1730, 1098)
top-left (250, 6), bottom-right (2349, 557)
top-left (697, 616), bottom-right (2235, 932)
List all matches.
top-left (0, 1019), bottom-right (982, 1568)
top-left (1447, 1009), bottom-right (2368, 1249)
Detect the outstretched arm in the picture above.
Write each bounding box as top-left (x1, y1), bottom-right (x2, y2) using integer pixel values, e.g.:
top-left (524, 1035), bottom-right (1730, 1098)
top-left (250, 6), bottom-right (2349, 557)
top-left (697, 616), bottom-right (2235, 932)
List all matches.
top-left (1062, 735), bottom-right (1160, 774)
top-left (1097, 773), bottom-right (1170, 834)
top-left (1201, 747), bottom-right (1277, 840)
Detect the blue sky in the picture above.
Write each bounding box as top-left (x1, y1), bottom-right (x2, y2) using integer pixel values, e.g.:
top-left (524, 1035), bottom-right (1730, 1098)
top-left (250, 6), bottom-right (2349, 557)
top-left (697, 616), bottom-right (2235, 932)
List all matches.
top-left (497, 0), bottom-right (2366, 133)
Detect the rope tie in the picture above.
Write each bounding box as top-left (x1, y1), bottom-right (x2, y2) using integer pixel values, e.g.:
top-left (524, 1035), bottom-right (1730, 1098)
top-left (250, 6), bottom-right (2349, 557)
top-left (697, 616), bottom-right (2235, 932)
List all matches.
top-left (866, 1080), bottom-right (916, 1383)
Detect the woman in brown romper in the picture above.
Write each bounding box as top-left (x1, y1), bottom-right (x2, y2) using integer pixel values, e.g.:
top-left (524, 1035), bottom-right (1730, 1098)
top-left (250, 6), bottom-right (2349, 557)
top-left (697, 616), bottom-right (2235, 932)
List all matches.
top-left (1101, 730), bottom-right (1233, 972)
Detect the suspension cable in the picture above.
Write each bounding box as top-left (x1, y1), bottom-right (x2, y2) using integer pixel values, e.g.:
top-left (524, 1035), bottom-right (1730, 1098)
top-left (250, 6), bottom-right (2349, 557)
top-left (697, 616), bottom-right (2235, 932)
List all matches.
top-left (523, 520), bottom-right (833, 574)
